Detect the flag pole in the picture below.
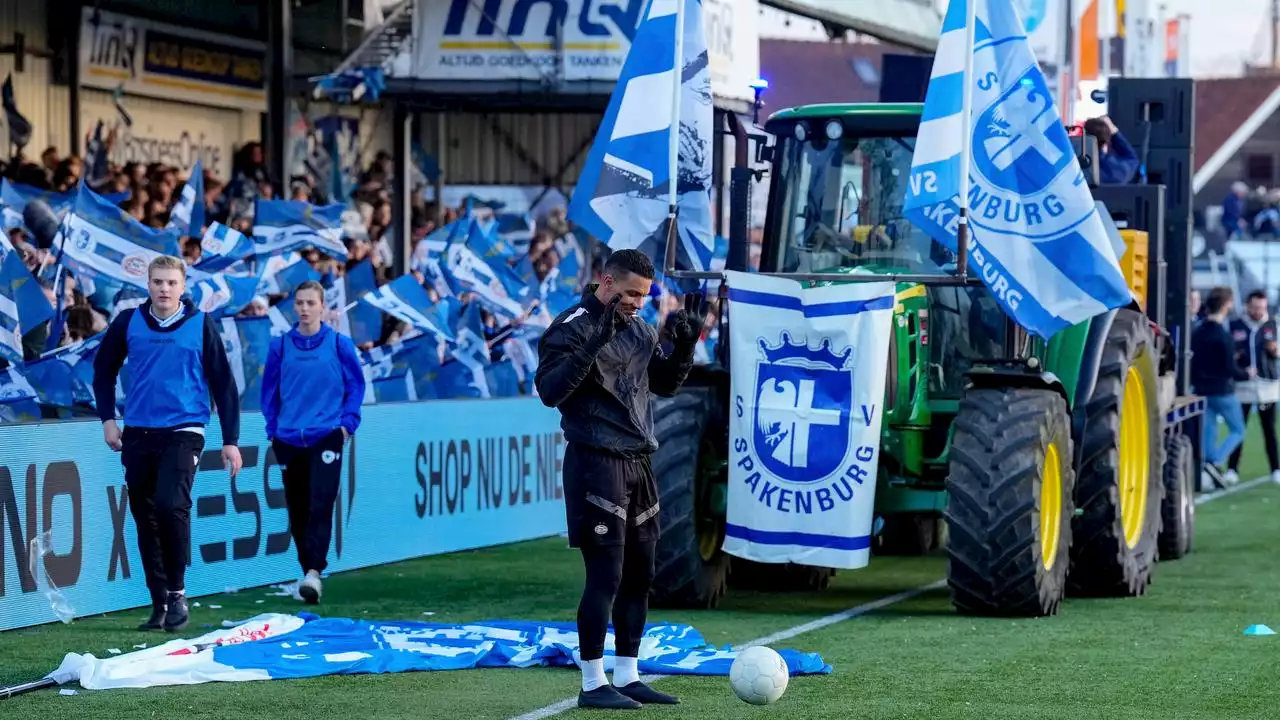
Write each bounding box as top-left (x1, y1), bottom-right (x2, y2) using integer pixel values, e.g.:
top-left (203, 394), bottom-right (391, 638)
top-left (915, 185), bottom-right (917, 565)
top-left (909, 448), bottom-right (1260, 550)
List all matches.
top-left (661, 0), bottom-right (686, 278)
top-left (954, 0), bottom-right (978, 281)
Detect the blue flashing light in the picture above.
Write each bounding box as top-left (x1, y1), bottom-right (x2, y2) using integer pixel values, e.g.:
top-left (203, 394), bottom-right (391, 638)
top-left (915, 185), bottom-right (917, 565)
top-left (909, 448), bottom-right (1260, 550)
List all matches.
top-left (750, 77), bottom-right (769, 90)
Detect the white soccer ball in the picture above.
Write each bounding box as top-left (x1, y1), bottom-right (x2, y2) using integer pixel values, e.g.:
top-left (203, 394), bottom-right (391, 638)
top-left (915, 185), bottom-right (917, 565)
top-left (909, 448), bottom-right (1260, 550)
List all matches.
top-left (729, 645), bottom-right (790, 705)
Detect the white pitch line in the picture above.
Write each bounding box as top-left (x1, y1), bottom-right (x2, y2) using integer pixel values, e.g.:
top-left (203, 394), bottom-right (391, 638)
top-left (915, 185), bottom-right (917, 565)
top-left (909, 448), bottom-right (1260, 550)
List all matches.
top-left (509, 475), bottom-right (1273, 720)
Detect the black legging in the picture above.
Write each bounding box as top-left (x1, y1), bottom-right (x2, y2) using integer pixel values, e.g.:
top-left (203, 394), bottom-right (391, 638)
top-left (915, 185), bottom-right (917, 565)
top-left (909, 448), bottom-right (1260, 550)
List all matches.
top-left (577, 539), bottom-right (656, 661)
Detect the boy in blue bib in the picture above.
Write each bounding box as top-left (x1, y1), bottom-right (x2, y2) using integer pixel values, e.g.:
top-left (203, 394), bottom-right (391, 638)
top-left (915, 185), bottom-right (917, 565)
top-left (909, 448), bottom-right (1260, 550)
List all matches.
top-left (93, 255), bottom-right (243, 632)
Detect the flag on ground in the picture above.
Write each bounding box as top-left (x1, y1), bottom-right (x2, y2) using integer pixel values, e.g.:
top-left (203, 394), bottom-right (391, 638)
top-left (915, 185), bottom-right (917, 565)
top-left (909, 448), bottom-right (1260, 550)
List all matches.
top-left (567, 0), bottom-right (716, 274)
top-left (901, 0), bottom-right (1131, 338)
top-left (45, 613), bottom-right (829, 691)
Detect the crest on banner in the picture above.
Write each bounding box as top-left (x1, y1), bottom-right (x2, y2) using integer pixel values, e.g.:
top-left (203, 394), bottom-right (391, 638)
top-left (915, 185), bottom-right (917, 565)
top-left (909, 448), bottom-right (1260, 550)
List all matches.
top-left (752, 331), bottom-right (854, 483)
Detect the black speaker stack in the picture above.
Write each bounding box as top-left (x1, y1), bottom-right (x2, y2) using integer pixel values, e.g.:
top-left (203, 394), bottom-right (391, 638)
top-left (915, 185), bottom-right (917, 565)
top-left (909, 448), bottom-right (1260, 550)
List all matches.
top-left (1101, 77), bottom-right (1196, 396)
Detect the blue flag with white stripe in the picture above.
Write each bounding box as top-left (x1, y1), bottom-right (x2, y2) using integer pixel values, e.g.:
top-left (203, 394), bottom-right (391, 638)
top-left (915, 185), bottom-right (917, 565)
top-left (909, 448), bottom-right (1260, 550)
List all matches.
top-left (195, 222), bottom-right (255, 272)
top-left (219, 316), bottom-right (273, 410)
top-left (189, 274), bottom-right (260, 318)
top-left (902, 0), bottom-right (1131, 338)
top-left (344, 259), bottom-right (383, 346)
top-left (56, 185), bottom-right (194, 290)
top-left (0, 236), bottom-right (53, 361)
top-left (359, 274), bottom-right (456, 342)
top-left (567, 0), bottom-right (716, 274)
top-left (167, 160), bottom-right (205, 238)
top-left (253, 200), bottom-right (348, 261)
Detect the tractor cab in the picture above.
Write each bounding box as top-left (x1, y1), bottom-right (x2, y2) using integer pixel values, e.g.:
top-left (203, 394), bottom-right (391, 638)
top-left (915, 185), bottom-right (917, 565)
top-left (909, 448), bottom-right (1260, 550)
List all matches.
top-left (757, 104), bottom-right (1017, 497)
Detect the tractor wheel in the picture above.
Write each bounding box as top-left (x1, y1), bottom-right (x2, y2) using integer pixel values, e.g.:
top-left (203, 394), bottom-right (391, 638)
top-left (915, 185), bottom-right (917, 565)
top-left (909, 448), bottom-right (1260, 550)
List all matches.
top-left (945, 386), bottom-right (1075, 617)
top-left (649, 390), bottom-right (730, 609)
top-left (1157, 433), bottom-right (1196, 560)
top-left (874, 513), bottom-right (942, 556)
top-left (728, 560), bottom-right (837, 592)
top-left (1068, 309), bottom-right (1166, 597)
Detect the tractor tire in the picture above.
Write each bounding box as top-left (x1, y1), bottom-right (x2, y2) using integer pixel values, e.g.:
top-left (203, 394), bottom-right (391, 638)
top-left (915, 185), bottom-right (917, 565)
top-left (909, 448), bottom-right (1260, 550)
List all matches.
top-left (1068, 309), bottom-right (1166, 597)
top-left (1158, 433), bottom-right (1195, 560)
top-left (945, 387), bottom-right (1075, 617)
top-left (874, 513), bottom-right (942, 556)
top-left (649, 390), bottom-right (731, 609)
top-left (728, 560), bottom-right (837, 592)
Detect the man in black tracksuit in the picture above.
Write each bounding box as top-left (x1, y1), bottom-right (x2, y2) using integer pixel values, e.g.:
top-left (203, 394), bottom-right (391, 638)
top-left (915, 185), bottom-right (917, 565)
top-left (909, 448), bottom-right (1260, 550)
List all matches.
top-left (535, 249), bottom-right (699, 710)
top-left (1228, 290), bottom-right (1280, 480)
top-left (93, 256), bottom-right (243, 632)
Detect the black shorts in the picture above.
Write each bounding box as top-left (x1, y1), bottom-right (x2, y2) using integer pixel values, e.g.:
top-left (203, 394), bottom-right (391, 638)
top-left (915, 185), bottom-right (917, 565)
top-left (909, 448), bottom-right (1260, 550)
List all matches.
top-left (562, 442), bottom-right (660, 548)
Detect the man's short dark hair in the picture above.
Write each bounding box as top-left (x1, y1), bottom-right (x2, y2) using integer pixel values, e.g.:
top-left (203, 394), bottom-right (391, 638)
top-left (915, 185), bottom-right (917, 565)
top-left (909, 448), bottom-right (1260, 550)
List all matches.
top-left (1206, 286), bottom-right (1234, 315)
top-left (1083, 117), bottom-right (1113, 146)
top-left (1248, 289), bottom-right (1268, 303)
top-left (604, 249), bottom-right (655, 280)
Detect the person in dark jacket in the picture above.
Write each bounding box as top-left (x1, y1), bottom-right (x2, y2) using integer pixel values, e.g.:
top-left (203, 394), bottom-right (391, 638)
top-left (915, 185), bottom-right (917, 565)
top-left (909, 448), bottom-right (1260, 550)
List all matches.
top-left (92, 255), bottom-right (243, 632)
top-left (1227, 290), bottom-right (1280, 482)
top-left (261, 280), bottom-right (366, 604)
top-left (1191, 287), bottom-right (1253, 488)
top-left (1083, 115), bottom-right (1141, 185)
top-left (534, 249), bottom-right (699, 710)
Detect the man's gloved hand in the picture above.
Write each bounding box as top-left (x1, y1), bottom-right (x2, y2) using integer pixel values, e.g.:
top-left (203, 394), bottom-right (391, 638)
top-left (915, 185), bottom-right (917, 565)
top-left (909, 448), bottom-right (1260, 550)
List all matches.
top-left (586, 293), bottom-right (629, 352)
top-left (670, 292), bottom-right (707, 351)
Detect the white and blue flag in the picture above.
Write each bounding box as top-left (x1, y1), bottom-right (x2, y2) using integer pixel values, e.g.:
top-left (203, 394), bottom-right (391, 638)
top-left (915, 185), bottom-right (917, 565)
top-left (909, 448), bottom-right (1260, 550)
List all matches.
top-left (567, 0), bottom-right (715, 274)
top-left (166, 159), bottom-right (205, 237)
top-left (902, 0), bottom-right (1132, 338)
top-left (0, 234), bottom-right (54, 361)
top-left (55, 185), bottom-right (190, 290)
top-left (253, 200), bottom-right (348, 261)
top-left (188, 273), bottom-right (260, 318)
top-left (723, 270), bottom-right (895, 570)
top-left (359, 274), bottom-right (456, 343)
top-left (194, 222), bottom-right (255, 272)
top-left (47, 613), bottom-right (830, 691)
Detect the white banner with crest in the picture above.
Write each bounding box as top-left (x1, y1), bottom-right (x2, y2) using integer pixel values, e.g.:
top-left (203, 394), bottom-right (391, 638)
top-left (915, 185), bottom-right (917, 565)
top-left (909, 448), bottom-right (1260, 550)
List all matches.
top-left (722, 270), bottom-right (894, 570)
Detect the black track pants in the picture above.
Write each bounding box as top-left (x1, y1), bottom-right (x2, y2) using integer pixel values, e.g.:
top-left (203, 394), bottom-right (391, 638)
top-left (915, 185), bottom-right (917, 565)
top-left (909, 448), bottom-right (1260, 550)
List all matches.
top-left (1229, 403), bottom-right (1280, 472)
top-left (121, 427), bottom-right (204, 602)
top-left (272, 430), bottom-right (346, 574)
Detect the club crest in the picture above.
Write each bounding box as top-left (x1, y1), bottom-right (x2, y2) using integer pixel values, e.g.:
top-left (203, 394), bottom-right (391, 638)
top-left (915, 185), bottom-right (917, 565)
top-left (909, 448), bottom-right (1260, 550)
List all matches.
top-left (973, 67), bottom-right (1072, 197)
top-left (752, 332), bottom-right (854, 483)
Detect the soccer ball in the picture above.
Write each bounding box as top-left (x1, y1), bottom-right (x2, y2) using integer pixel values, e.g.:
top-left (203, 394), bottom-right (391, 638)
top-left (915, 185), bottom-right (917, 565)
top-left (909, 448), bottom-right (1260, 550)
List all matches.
top-left (729, 645), bottom-right (789, 705)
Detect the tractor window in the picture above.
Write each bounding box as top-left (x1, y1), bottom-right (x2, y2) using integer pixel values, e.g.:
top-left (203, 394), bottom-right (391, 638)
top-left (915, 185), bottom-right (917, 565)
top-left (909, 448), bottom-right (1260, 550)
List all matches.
top-left (769, 133), bottom-right (958, 275)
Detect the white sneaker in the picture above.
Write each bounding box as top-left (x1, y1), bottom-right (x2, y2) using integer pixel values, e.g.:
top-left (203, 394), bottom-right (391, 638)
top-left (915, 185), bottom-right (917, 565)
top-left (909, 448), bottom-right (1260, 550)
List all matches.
top-left (1224, 470), bottom-right (1240, 486)
top-left (1271, 470), bottom-right (1280, 484)
top-left (299, 570), bottom-right (322, 605)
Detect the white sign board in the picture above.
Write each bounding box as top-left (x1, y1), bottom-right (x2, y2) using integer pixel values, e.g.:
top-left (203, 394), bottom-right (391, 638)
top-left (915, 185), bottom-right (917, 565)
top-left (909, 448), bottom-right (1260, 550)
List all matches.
top-left (408, 0), bottom-right (759, 103)
top-left (79, 8), bottom-right (267, 112)
top-left (705, 0), bottom-right (760, 104)
top-left (80, 90), bottom-right (240, 178)
top-left (722, 270), bottom-right (894, 570)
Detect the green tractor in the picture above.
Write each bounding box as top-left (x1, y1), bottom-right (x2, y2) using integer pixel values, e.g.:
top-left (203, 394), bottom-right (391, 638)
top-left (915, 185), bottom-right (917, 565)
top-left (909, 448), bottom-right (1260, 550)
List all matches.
top-left (647, 98), bottom-right (1204, 617)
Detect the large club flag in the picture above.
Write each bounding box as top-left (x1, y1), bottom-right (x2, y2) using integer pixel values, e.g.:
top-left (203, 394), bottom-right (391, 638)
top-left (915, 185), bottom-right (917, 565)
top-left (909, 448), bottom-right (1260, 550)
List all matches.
top-left (252, 200), bottom-right (348, 261)
top-left (901, 0), bottom-right (1132, 339)
top-left (55, 185), bottom-right (192, 290)
top-left (566, 0), bottom-right (715, 274)
top-left (722, 270), bottom-right (894, 570)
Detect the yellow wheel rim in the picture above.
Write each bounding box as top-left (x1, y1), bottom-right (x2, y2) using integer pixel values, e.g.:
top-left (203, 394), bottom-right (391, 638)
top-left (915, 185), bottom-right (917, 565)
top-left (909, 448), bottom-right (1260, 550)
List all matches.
top-left (1118, 366), bottom-right (1151, 549)
top-left (1041, 442), bottom-right (1063, 571)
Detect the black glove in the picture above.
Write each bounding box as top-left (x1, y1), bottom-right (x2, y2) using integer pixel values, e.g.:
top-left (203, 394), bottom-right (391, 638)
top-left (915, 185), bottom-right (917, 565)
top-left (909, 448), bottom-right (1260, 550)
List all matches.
top-left (586, 293), bottom-right (629, 352)
top-left (670, 293), bottom-right (707, 350)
